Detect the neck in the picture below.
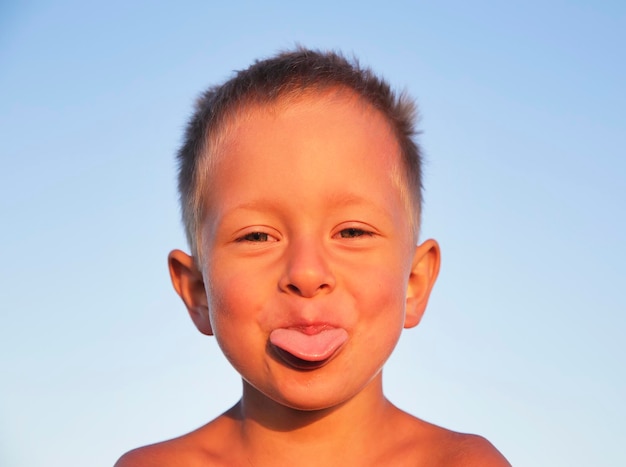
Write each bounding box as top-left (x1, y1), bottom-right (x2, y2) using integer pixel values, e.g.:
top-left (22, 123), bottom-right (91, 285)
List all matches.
top-left (226, 374), bottom-right (397, 464)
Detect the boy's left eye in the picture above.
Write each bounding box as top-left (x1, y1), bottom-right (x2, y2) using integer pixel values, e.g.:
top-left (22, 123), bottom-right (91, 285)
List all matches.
top-left (337, 228), bottom-right (373, 239)
top-left (237, 232), bottom-right (274, 242)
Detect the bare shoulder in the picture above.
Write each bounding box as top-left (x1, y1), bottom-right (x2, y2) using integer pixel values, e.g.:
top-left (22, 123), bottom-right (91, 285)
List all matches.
top-left (114, 434), bottom-right (215, 467)
top-left (114, 413), bottom-right (237, 467)
top-left (390, 411), bottom-right (510, 466)
top-left (114, 444), bottom-right (173, 467)
top-left (444, 432), bottom-right (511, 467)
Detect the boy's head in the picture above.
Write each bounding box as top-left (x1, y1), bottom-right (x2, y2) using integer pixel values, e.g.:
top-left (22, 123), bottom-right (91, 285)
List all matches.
top-left (168, 47), bottom-right (441, 411)
top-left (176, 47), bottom-right (423, 261)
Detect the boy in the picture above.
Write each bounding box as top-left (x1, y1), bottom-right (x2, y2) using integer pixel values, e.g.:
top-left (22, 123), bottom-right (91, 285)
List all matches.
top-left (116, 48), bottom-right (510, 466)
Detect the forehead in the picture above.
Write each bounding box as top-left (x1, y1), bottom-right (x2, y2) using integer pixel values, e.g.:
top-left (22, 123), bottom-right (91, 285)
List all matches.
top-left (213, 89), bottom-right (402, 177)
top-left (199, 90), bottom-right (410, 225)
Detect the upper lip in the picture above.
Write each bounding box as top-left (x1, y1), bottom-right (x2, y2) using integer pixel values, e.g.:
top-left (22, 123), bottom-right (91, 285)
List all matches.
top-left (284, 323), bottom-right (338, 335)
top-left (269, 299), bottom-right (352, 335)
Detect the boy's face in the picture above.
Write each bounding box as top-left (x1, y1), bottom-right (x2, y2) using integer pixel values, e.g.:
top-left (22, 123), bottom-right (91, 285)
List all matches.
top-left (169, 90), bottom-right (440, 411)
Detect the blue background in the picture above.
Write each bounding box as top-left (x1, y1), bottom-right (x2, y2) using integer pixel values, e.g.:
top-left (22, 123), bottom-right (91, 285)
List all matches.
top-left (1, 1), bottom-right (624, 465)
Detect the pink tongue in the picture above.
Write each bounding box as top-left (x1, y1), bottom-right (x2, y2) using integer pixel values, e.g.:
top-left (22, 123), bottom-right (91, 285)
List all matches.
top-left (270, 328), bottom-right (348, 361)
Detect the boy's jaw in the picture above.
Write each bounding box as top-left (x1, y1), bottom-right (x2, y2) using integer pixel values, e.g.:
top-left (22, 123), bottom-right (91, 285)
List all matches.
top-left (269, 326), bottom-right (349, 370)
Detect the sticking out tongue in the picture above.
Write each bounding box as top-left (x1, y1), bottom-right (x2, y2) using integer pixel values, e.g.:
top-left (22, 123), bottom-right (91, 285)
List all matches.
top-left (269, 327), bottom-right (348, 362)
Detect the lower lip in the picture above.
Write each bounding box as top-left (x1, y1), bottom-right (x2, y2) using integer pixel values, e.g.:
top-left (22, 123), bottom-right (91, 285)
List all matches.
top-left (272, 348), bottom-right (336, 370)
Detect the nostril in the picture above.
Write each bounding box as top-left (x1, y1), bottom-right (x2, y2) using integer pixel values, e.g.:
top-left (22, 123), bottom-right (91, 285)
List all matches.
top-left (284, 281), bottom-right (332, 297)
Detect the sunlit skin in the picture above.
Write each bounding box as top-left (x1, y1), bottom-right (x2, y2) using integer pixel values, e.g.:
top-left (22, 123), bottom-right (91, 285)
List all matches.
top-left (115, 90), bottom-right (510, 466)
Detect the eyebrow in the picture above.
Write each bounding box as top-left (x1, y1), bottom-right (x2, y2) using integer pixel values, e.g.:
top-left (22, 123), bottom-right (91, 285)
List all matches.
top-left (223, 192), bottom-right (393, 219)
top-left (325, 192), bottom-right (382, 208)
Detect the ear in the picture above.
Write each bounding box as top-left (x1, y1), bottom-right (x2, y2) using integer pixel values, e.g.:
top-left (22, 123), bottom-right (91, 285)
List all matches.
top-left (168, 249), bottom-right (213, 335)
top-left (404, 239), bottom-right (441, 329)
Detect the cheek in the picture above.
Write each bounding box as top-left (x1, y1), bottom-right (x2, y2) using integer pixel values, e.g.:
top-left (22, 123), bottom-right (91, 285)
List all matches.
top-left (352, 266), bottom-right (409, 327)
top-left (204, 278), bottom-right (260, 372)
top-left (343, 270), bottom-right (407, 380)
top-left (206, 273), bottom-right (252, 330)
top-left (204, 264), bottom-right (273, 348)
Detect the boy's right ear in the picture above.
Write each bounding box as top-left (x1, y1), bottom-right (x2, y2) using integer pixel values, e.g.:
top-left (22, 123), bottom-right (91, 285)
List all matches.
top-left (167, 249), bottom-right (213, 336)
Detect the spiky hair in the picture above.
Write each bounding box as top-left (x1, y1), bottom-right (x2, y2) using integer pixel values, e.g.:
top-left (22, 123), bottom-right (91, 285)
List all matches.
top-left (176, 47), bottom-right (422, 260)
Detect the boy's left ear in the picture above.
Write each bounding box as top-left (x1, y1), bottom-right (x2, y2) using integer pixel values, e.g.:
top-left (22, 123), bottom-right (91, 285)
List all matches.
top-left (404, 239), bottom-right (441, 328)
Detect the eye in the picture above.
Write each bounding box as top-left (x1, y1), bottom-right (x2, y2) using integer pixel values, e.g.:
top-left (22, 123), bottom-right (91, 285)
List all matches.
top-left (337, 227), bottom-right (374, 239)
top-left (236, 231), bottom-right (276, 242)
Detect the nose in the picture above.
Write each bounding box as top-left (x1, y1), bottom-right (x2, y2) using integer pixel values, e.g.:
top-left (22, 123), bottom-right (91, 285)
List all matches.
top-left (278, 236), bottom-right (335, 298)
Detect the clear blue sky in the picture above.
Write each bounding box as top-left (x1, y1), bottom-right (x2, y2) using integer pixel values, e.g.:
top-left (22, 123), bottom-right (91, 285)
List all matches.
top-left (1, 1), bottom-right (624, 466)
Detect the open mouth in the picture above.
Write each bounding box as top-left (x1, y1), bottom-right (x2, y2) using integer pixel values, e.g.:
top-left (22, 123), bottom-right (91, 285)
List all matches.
top-left (269, 327), bottom-right (348, 370)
